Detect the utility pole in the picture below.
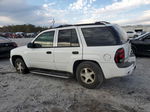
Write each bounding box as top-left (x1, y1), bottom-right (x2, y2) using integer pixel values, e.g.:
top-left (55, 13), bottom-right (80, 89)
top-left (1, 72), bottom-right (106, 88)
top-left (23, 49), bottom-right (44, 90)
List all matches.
top-left (52, 18), bottom-right (55, 28)
top-left (49, 18), bottom-right (55, 28)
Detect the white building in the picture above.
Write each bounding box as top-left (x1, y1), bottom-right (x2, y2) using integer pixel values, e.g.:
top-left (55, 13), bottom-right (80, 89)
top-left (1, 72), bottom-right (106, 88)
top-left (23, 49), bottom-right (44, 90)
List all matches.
top-left (122, 25), bottom-right (150, 33)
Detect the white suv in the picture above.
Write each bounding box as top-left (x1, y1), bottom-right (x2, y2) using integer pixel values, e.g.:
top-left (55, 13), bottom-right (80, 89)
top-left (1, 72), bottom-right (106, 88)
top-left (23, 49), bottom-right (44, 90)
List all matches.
top-left (10, 22), bottom-right (136, 89)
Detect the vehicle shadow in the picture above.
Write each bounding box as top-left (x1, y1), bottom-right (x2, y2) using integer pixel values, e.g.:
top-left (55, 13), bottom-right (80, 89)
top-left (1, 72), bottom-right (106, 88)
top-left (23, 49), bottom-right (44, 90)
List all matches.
top-left (29, 72), bottom-right (75, 81)
top-left (0, 57), bottom-right (10, 61)
top-left (29, 71), bottom-right (137, 90)
top-left (29, 71), bottom-right (138, 93)
top-left (100, 73), bottom-right (148, 96)
top-left (135, 55), bottom-right (150, 58)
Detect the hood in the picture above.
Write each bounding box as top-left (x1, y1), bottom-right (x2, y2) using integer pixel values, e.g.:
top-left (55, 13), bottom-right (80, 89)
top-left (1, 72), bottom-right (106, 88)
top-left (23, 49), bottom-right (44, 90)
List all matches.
top-left (11, 45), bottom-right (27, 57)
top-left (12, 46), bottom-right (27, 51)
top-left (0, 36), bottom-right (11, 43)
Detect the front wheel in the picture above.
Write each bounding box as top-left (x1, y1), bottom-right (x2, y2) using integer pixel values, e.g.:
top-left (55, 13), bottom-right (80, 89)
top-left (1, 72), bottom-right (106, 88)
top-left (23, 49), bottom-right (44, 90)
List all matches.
top-left (76, 61), bottom-right (104, 89)
top-left (14, 58), bottom-right (29, 74)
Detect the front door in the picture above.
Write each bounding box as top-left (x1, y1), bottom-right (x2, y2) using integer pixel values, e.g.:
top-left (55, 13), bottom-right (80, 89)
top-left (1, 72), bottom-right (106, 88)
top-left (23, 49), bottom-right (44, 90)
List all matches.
top-left (26, 30), bottom-right (56, 70)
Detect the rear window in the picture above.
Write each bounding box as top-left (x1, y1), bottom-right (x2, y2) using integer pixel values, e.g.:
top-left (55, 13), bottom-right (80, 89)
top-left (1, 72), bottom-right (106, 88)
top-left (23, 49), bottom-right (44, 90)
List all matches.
top-left (81, 27), bottom-right (117, 46)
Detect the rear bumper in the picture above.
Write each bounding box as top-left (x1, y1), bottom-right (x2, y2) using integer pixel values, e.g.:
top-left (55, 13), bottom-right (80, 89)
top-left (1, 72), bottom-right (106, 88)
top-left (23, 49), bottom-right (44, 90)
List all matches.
top-left (117, 58), bottom-right (136, 77)
top-left (102, 56), bottom-right (136, 79)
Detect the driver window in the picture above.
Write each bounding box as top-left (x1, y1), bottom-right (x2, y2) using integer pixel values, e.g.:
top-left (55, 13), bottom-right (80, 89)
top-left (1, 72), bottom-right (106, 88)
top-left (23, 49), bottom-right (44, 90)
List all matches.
top-left (34, 31), bottom-right (55, 48)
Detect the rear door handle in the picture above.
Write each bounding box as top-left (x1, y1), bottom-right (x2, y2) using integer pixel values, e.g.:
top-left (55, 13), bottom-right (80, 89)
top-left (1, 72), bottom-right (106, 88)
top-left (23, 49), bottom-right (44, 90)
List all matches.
top-left (72, 51), bottom-right (79, 54)
top-left (46, 51), bottom-right (52, 54)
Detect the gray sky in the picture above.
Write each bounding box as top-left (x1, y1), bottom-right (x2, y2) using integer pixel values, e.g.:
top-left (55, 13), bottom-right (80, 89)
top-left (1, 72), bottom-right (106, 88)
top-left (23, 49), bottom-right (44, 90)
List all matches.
top-left (0, 0), bottom-right (150, 26)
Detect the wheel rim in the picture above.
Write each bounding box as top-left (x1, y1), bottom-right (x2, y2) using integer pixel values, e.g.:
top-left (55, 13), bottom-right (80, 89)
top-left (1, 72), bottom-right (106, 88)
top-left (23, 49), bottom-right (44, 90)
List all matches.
top-left (16, 62), bottom-right (24, 73)
top-left (80, 68), bottom-right (96, 84)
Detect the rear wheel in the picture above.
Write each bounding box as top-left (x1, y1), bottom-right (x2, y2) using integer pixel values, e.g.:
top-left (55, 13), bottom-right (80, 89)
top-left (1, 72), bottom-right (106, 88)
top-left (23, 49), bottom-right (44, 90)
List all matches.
top-left (14, 58), bottom-right (28, 74)
top-left (76, 61), bottom-right (104, 89)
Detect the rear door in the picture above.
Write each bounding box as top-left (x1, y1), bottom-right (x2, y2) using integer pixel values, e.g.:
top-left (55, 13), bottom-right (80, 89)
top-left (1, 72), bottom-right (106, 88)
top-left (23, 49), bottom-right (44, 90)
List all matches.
top-left (54, 27), bottom-right (82, 72)
top-left (113, 25), bottom-right (131, 59)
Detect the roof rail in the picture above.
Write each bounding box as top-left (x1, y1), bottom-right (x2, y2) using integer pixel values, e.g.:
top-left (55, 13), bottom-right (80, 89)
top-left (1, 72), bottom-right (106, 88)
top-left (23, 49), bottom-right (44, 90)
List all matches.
top-left (56, 21), bottom-right (110, 28)
top-left (95, 21), bottom-right (110, 24)
top-left (56, 24), bottom-right (73, 28)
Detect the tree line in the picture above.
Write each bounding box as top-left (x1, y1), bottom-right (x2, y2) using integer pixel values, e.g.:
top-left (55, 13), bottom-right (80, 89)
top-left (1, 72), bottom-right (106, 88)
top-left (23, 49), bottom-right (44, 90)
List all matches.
top-left (0, 24), bottom-right (49, 33)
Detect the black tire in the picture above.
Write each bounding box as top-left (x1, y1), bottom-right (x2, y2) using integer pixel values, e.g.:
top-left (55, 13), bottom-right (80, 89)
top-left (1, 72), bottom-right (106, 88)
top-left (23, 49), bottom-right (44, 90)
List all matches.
top-left (14, 58), bottom-right (29, 74)
top-left (76, 61), bottom-right (104, 89)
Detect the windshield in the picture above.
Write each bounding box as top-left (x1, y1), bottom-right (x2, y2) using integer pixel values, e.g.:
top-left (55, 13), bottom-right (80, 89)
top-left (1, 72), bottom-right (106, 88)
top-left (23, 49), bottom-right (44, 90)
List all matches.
top-left (0, 36), bottom-right (8, 40)
top-left (0, 36), bottom-right (11, 42)
top-left (134, 32), bottom-right (149, 40)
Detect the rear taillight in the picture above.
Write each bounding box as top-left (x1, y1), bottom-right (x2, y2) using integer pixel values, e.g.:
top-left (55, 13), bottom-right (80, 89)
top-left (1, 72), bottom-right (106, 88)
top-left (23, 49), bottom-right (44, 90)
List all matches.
top-left (115, 48), bottom-right (125, 63)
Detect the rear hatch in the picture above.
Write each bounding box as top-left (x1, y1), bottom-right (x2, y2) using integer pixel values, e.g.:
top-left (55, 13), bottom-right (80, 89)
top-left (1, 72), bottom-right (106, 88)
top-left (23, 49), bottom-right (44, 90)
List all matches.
top-left (113, 25), bottom-right (131, 60)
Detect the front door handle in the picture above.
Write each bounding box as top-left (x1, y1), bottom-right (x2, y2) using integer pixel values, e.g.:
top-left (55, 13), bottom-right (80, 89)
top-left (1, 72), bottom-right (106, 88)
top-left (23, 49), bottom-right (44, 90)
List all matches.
top-left (72, 51), bottom-right (79, 54)
top-left (46, 51), bottom-right (52, 54)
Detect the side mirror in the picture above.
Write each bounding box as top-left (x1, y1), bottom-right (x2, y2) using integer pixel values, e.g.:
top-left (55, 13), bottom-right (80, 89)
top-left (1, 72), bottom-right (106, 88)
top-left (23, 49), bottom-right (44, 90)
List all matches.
top-left (27, 43), bottom-right (34, 48)
top-left (27, 42), bottom-right (42, 48)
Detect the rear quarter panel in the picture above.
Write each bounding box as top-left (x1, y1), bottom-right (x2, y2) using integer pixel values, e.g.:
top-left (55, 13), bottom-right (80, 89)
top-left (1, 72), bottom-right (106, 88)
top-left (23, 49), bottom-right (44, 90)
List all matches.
top-left (77, 25), bottom-right (132, 78)
top-left (82, 46), bottom-right (122, 78)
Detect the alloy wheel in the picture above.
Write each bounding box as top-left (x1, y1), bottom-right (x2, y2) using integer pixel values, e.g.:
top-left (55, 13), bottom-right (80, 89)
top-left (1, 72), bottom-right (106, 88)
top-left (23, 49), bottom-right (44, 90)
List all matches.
top-left (80, 68), bottom-right (96, 84)
top-left (16, 61), bottom-right (24, 73)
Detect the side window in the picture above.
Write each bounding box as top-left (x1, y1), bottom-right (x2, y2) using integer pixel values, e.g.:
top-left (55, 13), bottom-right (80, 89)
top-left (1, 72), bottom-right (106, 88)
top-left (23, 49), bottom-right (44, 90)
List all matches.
top-left (81, 27), bottom-right (117, 46)
top-left (57, 29), bottom-right (79, 47)
top-left (34, 31), bottom-right (54, 48)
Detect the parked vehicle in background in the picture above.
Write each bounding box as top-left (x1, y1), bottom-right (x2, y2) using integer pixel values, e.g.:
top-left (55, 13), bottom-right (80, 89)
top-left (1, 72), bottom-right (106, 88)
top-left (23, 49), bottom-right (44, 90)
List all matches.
top-left (0, 32), bottom-right (38, 38)
top-left (1, 32), bottom-right (13, 38)
top-left (0, 32), bottom-right (23, 38)
top-left (126, 31), bottom-right (137, 38)
top-left (131, 32), bottom-right (150, 56)
top-left (26, 33), bottom-right (36, 38)
top-left (10, 22), bottom-right (136, 89)
top-left (15, 32), bottom-right (26, 38)
top-left (0, 36), bottom-right (17, 58)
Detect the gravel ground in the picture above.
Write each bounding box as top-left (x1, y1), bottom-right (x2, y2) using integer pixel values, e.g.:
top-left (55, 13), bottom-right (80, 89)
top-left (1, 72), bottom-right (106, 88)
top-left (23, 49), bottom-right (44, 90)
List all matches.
top-left (0, 38), bottom-right (150, 112)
